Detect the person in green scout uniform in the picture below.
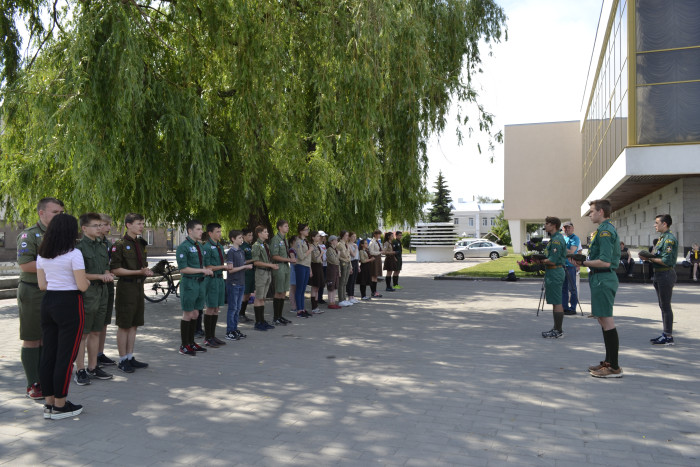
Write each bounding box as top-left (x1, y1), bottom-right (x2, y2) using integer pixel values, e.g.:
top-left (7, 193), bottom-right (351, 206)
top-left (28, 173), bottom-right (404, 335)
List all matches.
top-left (239, 229), bottom-right (256, 323)
top-left (109, 213), bottom-right (153, 374)
top-left (176, 219), bottom-right (214, 356)
top-left (643, 214), bottom-right (678, 346)
top-left (17, 197), bottom-right (65, 399)
top-left (391, 231), bottom-right (403, 289)
top-left (96, 214), bottom-right (117, 367)
top-left (572, 199), bottom-right (623, 378)
top-left (75, 212), bottom-right (114, 386)
top-left (539, 216), bottom-right (567, 339)
top-left (202, 222), bottom-right (231, 347)
top-left (269, 219), bottom-right (295, 326)
top-left (251, 225), bottom-right (279, 331)
top-left (74, 213), bottom-right (115, 385)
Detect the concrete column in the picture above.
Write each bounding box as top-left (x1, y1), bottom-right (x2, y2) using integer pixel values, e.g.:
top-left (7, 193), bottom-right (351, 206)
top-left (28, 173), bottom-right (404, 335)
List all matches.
top-left (509, 219), bottom-right (525, 254)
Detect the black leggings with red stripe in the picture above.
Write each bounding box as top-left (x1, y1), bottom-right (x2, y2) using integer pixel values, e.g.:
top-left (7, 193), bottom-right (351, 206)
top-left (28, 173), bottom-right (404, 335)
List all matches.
top-left (40, 291), bottom-right (84, 399)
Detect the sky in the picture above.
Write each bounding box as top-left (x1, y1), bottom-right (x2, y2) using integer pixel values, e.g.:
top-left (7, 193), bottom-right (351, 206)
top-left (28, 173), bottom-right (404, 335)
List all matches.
top-left (426, 0), bottom-right (604, 203)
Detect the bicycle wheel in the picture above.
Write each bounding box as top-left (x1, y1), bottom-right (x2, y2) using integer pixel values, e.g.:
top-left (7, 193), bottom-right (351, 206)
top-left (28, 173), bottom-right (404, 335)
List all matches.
top-left (173, 279), bottom-right (180, 298)
top-left (144, 273), bottom-right (172, 303)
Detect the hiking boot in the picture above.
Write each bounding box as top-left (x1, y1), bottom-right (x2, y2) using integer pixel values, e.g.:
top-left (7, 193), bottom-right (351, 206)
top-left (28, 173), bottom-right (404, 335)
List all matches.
top-left (590, 366), bottom-right (623, 378)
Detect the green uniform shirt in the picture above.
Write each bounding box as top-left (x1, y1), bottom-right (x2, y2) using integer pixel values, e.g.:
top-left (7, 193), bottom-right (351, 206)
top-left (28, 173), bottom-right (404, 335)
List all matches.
top-left (17, 221), bottom-right (47, 284)
top-left (176, 237), bottom-right (207, 277)
top-left (251, 239), bottom-right (271, 266)
top-left (269, 232), bottom-right (289, 263)
top-left (588, 219), bottom-right (620, 270)
top-left (110, 234), bottom-right (148, 271)
top-left (545, 232), bottom-right (567, 266)
top-left (204, 238), bottom-right (226, 277)
top-left (76, 236), bottom-right (110, 275)
top-left (652, 230), bottom-right (678, 269)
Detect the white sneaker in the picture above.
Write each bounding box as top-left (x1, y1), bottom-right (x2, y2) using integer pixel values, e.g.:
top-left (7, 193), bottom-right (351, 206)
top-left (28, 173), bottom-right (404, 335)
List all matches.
top-left (339, 301), bottom-right (350, 307)
top-left (350, 298), bottom-right (359, 304)
top-left (312, 308), bottom-right (324, 314)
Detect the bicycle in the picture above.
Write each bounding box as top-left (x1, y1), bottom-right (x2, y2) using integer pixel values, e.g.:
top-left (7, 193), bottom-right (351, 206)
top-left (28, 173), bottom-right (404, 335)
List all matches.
top-left (144, 259), bottom-right (180, 303)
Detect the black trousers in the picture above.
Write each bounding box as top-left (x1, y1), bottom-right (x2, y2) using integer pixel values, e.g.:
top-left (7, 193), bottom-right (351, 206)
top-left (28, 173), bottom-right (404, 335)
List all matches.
top-left (40, 290), bottom-right (84, 399)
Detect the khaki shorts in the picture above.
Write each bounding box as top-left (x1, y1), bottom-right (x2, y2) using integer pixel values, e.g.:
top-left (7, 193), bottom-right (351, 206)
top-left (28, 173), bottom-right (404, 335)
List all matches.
top-left (205, 276), bottom-right (226, 308)
top-left (18, 281), bottom-right (45, 341)
top-left (115, 280), bottom-right (145, 329)
top-left (180, 276), bottom-right (206, 311)
top-left (272, 263), bottom-right (290, 293)
top-left (255, 269), bottom-right (271, 299)
top-left (82, 283), bottom-right (108, 334)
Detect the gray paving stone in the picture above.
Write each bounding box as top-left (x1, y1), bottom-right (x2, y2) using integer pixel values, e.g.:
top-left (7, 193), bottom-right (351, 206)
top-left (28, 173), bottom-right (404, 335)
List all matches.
top-left (1, 257), bottom-right (699, 466)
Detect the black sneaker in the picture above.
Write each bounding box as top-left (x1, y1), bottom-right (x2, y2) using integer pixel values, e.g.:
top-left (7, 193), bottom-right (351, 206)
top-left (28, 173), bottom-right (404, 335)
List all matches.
top-left (541, 329), bottom-right (564, 339)
top-left (86, 366), bottom-right (113, 380)
top-left (212, 336), bottom-right (226, 345)
top-left (234, 329), bottom-right (247, 339)
top-left (563, 309), bottom-right (577, 315)
top-left (51, 401), bottom-right (83, 420)
top-left (117, 359), bottom-right (135, 373)
top-left (263, 321), bottom-right (276, 330)
top-left (179, 345), bottom-right (196, 356)
top-left (129, 357), bottom-right (149, 369)
top-left (254, 322), bottom-right (267, 331)
top-left (279, 317), bottom-right (292, 324)
top-left (194, 329), bottom-right (205, 338)
top-left (318, 299), bottom-right (327, 304)
top-left (204, 338), bottom-right (220, 348)
top-left (239, 314), bottom-right (253, 323)
top-left (74, 369), bottom-right (91, 386)
top-left (191, 343), bottom-right (207, 352)
top-left (274, 318), bottom-right (287, 326)
top-left (97, 354), bottom-right (116, 366)
top-left (225, 332), bottom-right (239, 341)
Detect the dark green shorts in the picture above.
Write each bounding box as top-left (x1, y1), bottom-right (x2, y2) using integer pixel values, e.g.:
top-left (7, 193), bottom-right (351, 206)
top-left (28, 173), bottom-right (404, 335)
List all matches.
top-left (115, 280), bottom-right (145, 329)
top-left (18, 281), bottom-right (45, 341)
top-left (545, 268), bottom-right (565, 305)
top-left (205, 276), bottom-right (226, 308)
top-left (590, 271), bottom-right (618, 317)
top-left (180, 276), bottom-right (206, 311)
top-left (82, 284), bottom-right (108, 334)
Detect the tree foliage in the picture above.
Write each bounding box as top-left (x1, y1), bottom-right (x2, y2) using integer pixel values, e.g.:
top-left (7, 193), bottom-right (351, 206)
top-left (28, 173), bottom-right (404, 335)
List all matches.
top-left (1, 0), bottom-right (506, 231)
top-left (427, 170), bottom-right (452, 223)
top-left (489, 210), bottom-right (510, 245)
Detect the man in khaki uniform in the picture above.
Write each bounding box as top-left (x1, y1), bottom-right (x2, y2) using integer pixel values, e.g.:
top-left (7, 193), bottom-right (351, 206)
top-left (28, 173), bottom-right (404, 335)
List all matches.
top-left (269, 220), bottom-right (295, 325)
top-left (17, 197), bottom-right (65, 399)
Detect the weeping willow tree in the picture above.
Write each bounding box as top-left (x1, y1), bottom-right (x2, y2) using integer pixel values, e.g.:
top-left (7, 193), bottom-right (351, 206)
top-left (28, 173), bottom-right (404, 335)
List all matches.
top-left (0, 0), bottom-right (506, 232)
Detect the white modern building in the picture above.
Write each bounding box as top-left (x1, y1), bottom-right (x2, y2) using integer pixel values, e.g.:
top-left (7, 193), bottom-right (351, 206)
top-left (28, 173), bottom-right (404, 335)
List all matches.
top-left (451, 199), bottom-right (503, 239)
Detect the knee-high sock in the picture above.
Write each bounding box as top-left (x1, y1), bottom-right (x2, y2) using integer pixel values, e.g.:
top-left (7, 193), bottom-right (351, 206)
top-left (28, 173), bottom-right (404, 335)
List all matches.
top-left (553, 311), bottom-right (564, 332)
top-left (311, 297), bottom-right (317, 310)
top-left (189, 319), bottom-right (197, 345)
top-left (273, 298), bottom-right (283, 320)
top-left (21, 347), bottom-right (42, 387)
top-left (196, 309), bottom-right (203, 332)
top-left (203, 314), bottom-right (213, 339)
top-left (393, 275), bottom-right (399, 287)
top-left (211, 314), bottom-right (218, 337)
top-left (370, 281), bottom-right (377, 294)
top-left (603, 328), bottom-right (619, 368)
top-left (254, 306), bottom-right (264, 324)
top-left (180, 320), bottom-right (189, 346)
top-left (240, 301), bottom-right (248, 316)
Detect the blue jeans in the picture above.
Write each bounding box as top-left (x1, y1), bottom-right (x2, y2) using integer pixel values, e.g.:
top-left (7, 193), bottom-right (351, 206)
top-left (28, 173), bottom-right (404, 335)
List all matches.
top-left (653, 269), bottom-right (676, 334)
top-left (295, 265), bottom-right (310, 311)
top-left (225, 283), bottom-right (244, 333)
top-left (562, 266), bottom-right (578, 311)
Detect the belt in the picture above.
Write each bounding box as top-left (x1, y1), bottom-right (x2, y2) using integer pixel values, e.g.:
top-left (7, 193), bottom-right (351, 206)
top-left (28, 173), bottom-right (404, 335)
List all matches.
top-left (546, 265), bottom-right (562, 270)
top-left (183, 275), bottom-right (206, 282)
top-left (90, 280), bottom-right (106, 286)
top-left (589, 268), bottom-right (613, 274)
top-left (214, 273), bottom-right (224, 278)
top-left (20, 280), bottom-right (39, 287)
top-left (119, 277), bottom-right (144, 283)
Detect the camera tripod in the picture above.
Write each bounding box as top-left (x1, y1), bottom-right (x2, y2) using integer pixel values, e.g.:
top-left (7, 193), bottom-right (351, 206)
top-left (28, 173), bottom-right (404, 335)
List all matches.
top-left (537, 267), bottom-right (584, 316)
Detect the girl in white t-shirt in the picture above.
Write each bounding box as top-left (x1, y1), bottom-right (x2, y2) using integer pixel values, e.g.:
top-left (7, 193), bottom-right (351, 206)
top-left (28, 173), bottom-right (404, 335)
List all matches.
top-left (36, 214), bottom-right (89, 420)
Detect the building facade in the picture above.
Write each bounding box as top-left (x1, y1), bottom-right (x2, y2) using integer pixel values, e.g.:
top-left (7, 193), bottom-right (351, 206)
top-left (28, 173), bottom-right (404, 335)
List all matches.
top-left (506, 0), bottom-right (700, 253)
top-left (452, 200), bottom-right (504, 239)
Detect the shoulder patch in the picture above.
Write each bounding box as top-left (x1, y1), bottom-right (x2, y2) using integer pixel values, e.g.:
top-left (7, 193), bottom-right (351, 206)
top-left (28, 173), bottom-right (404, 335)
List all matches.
top-left (111, 246), bottom-right (117, 252)
top-left (21, 233), bottom-right (27, 238)
top-left (600, 231), bottom-right (611, 237)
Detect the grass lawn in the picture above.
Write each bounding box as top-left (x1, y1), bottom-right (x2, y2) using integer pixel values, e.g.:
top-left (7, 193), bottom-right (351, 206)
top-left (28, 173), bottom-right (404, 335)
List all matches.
top-left (446, 251), bottom-right (589, 279)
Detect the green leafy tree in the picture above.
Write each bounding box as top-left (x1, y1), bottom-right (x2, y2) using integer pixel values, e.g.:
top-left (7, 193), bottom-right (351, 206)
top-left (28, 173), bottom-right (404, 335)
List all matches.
top-left (427, 171), bottom-right (453, 223)
top-left (489, 210), bottom-right (511, 246)
top-left (1, 0), bottom-right (506, 231)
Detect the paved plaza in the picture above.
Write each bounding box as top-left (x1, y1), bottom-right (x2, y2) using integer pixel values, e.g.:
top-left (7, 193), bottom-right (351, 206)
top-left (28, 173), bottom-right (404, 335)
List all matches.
top-left (0, 257), bottom-right (699, 466)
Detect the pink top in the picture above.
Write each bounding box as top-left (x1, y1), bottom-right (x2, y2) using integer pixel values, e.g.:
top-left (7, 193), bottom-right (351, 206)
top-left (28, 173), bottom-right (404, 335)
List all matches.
top-left (37, 249), bottom-right (85, 291)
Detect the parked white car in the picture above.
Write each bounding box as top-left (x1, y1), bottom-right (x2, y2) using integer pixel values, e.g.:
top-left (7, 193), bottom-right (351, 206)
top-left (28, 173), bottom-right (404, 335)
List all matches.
top-left (454, 241), bottom-right (508, 260)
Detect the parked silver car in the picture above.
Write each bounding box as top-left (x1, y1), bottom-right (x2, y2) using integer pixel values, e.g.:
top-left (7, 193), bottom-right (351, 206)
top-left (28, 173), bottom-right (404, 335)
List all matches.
top-left (454, 241), bottom-right (508, 260)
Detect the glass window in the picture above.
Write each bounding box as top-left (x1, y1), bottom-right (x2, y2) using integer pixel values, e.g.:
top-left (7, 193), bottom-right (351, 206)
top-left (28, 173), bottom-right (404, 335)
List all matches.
top-left (469, 218), bottom-right (474, 227)
top-left (482, 218), bottom-right (488, 226)
top-left (146, 230), bottom-right (154, 246)
top-left (454, 218), bottom-right (459, 225)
